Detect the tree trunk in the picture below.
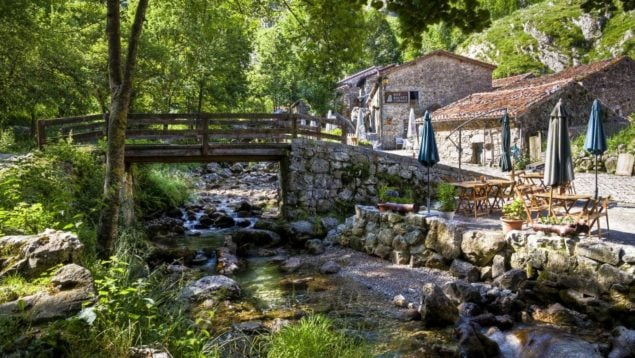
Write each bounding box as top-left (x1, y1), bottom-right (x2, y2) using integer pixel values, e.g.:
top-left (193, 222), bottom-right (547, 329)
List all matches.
top-left (97, 0), bottom-right (149, 258)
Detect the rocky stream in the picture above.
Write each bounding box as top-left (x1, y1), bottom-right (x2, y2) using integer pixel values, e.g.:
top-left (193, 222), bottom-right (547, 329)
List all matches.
top-left (139, 162), bottom-right (634, 357)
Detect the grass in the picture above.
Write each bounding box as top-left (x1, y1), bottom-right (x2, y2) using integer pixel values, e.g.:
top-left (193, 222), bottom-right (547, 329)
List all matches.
top-left (0, 274), bottom-right (50, 304)
top-left (266, 315), bottom-right (370, 358)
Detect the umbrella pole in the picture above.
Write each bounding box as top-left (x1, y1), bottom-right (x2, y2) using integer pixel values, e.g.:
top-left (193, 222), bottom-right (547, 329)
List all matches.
top-left (427, 167), bottom-right (431, 216)
top-left (549, 187), bottom-right (554, 217)
top-left (594, 154), bottom-right (599, 200)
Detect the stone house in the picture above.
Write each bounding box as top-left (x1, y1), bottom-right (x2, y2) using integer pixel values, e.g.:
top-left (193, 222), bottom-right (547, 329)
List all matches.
top-left (430, 56), bottom-right (633, 165)
top-left (336, 50), bottom-right (496, 149)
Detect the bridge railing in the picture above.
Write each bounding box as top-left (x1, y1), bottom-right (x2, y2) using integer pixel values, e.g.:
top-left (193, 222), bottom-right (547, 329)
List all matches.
top-left (36, 112), bottom-right (349, 150)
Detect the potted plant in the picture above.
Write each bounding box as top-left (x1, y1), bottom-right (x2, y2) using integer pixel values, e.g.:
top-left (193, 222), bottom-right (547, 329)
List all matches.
top-left (501, 198), bottom-right (527, 233)
top-left (436, 182), bottom-right (456, 220)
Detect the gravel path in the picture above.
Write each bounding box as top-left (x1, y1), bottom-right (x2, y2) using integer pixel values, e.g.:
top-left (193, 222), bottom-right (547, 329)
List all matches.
top-left (297, 246), bottom-right (456, 306)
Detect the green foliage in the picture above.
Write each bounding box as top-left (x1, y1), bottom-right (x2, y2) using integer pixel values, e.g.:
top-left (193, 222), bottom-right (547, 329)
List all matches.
top-left (133, 164), bottom-right (191, 218)
top-left (0, 128), bottom-right (16, 152)
top-left (436, 182), bottom-right (456, 212)
top-left (502, 198), bottom-right (527, 220)
top-left (378, 184), bottom-right (413, 204)
top-left (266, 314), bottom-right (370, 358)
top-left (514, 153), bottom-right (530, 170)
top-left (607, 124), bottom-right (634, 152)
top-left (459, 0), bottom-right (635, 78)
top-left (0, 271), bottom-right (54, 304)
top-left (538, 215), bottom-right (575, 224)
top-left (0, 142), bottom-right (103, 251)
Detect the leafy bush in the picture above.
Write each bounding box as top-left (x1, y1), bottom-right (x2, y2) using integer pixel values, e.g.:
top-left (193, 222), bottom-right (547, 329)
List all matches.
top-left (266, 315), bottom-right (369, 358)
top-left (0, 128), bottom-right (16, 152)
top-left (133, 164), bottom-right (192, 218)
top-left (436, 182), bottom-right (456, 211)
top-left (502, 198), bottom-right (527, 220)
top-left (0, 141), bottom-right (103, 257)
top-left (607, 123), bottom-right (634, 152)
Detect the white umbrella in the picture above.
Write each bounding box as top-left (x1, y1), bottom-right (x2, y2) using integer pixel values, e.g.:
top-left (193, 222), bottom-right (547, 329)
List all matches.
top-left (355, 107), bottom-right (366, 141)
top-left (326, 110), bottom-right (334, 131)
top-left (407, 108), bottom-right (417, 140)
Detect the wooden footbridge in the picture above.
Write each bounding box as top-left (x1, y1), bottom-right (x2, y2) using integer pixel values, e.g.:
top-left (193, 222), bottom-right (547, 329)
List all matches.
top-left (37, 113), bottom-right (353, 163)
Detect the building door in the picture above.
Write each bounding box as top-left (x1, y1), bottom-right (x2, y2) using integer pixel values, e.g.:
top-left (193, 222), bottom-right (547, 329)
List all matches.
top-left (471, 143), bottom-right (483, 164)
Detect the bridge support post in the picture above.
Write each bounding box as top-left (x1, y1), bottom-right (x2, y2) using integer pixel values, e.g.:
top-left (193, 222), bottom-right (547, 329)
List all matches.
top-left (279, 155), bottom-right (291, 219)
top-left (120, 167), bottom-right (135, 226)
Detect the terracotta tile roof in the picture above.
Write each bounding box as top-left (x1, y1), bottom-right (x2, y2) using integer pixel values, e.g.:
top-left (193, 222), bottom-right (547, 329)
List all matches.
top-left (432, 79), bottom-right (574, 121)
top-left (505, 56), bottom-right (628, 89)
top-left (492, 73), bottom-right (535, 89)
top-left (381, 50), bottom-right (497, 76)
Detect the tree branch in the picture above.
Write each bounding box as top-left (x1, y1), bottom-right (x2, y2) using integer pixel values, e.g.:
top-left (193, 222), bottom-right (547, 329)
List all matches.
top-left (122, 0), bottom-right (149, 96)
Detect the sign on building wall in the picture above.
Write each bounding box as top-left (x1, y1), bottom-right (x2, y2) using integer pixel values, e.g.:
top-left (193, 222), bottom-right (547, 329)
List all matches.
top-left (384, 92), bottom-right (409, 103)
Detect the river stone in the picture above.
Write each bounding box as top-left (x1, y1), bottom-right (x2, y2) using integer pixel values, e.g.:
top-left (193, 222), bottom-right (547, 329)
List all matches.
top-left (320, 260), bottom-right (340, 274)
top-left (289, 220), bottom-right (317, 240)
top-left (404, 229), bottom-right (425, 246)
top-left (456, 321), bottom-right (501, 358)
top-left (181, 275), bottom-right (241, 302)
top-left (320, 217), bottom-right (339, 232)
top-left (494, 269), bottom-right (527, 291)
top-left (425, 218), bottom-right (462, 260)
top-left (232, 229), bottom-right (281, 247)
top-left (279, 257), bottom-right (303, 273)
top-left (461, 230), bottom-right (506, 266)
top-left (418, 283), bottom-right (459, 327)
top-left (531, 303), bottom-right (589, 327)
top-left (0, 264), bottom-right (95, 323)
top-left (609, 326), bottom-right (635, 358)
top-left (214, 214), bottom-right (235, 228)
top-left (513, 327), bottom-right (601, 358)
top-left (449, 259), bottom-right (481, 283)
top-left (199, 215), bottom-right (213, 227)
top-left (442, 281), bottom-right (483, 304)
top-left (0, 229), bottom-right (84, 278)
top-left (597, 264), bottom-right (634, 291)
top-left (217, 247), bottom-right (241, 275)
top-left (305, 239), bottom-right (324, 255)
top-left (230, 163), bottom-right (244, 173)
top-left (492, 255), bottom-right (506, 279)
top-left (130, 346), bottom-right (171, 358)
top-left (574, 239), bottom-right (621, 265)
top-left (233, 320), bottom-right (266, 334)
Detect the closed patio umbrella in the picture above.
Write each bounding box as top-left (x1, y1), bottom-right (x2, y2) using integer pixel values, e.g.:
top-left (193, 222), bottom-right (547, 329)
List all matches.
top-left (418, 111), bottom-right (440, 215)
top-left (584, 99), bottom-right (607, 200)
top-left (355, 107), bottom-right (366, 141)
top-left (500, 111), bottom-right (512, 172)
top-left (544, 99), bottom-right (575, 214)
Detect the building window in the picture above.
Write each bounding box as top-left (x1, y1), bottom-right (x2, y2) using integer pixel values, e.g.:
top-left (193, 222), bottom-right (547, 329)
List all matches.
top-left (409, 91), bottom-right (419, 101)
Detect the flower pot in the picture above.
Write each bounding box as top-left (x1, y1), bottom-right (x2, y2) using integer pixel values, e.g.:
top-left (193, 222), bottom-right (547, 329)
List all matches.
top-left (501, 217), bottom-right (524, 234)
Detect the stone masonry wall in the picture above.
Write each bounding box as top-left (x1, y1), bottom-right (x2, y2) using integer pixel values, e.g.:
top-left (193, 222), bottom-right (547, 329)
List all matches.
top-left (281, 139), bottom-right (492, 219)
top-left (379, 56), bottom-right (493, 150)
top-left (334, 206), bottom-right (634, 320)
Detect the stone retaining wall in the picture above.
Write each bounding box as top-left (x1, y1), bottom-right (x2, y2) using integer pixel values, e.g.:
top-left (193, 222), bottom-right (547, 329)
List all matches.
top-left (333, 206), bottom-right (634, 318)
top-left (281, 139), bottom-right (492, 218)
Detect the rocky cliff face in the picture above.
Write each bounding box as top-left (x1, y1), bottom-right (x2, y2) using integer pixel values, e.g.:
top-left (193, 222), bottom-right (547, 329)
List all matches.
top-left (458, 0), bottom-right (634, 78)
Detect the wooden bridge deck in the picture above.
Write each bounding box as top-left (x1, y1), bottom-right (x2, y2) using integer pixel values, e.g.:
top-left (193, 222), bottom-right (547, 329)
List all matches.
top-left (37, 112), bottom-right (353, 163)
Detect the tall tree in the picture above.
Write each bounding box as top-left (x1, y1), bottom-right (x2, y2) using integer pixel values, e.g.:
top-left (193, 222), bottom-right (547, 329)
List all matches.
top-left (98, 0), bottom-right (149, 257)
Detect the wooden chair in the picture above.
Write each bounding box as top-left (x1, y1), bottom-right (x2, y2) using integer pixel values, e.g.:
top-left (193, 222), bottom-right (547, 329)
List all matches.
top-left (514, 185), bottom-right (550, 224)
top-left (576, 197), bottom-right (610, 237)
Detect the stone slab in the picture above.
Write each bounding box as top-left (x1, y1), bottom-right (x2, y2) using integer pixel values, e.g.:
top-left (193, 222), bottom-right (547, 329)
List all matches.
top-left (615, 153), bottom-right (634, 176)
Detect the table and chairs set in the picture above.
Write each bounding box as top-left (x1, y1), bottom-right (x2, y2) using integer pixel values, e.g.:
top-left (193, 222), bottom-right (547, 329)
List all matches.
top-left (449, 171), bottom-right (609, 237)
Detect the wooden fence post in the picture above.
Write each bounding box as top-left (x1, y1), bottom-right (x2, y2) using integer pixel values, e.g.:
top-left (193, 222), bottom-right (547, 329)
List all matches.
top-left (36, 120), bottom-right (46, 149)
top-left (201, 115), bottom-right (209, 156)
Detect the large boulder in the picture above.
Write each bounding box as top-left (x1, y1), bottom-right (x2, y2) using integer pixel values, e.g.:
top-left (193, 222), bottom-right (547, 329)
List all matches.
top-left (450, 259), bottom-right (481, 283)
top-left (494, 269), bottom-right (527, 291)
top-left (425, 218), bottom-right (462, 260)
top-left (0, 229), bottom-right (83, 278)
top-left (305, 239), bottom-right (324, 255)
top-left (181, 275), bottom-right (241, 302)
top-left (0, 264), bottom-right (95, 323)
top-left (608, 326), bottom-right (635, 358)
top-left (461, 230), bottom-right (506, 266)
top-left (418, 283), bottom-right (459, 327)
top-left (232, 229), bottom-right (281, 248)
top-left (455, 321), bottom-right (501, 358)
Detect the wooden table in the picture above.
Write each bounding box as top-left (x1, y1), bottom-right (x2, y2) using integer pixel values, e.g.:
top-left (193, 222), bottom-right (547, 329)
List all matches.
top-left (486, 179), bottom-right (515, 211)
top-left (533, 192), bottom-right (592, 215)
top-left (453, 181), bottom-right (490, 217)
top-left (522, 172), bottom-right (545, 189)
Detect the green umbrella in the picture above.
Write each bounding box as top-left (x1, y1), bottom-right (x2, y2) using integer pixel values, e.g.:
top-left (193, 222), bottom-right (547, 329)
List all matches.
top-left (499, 111), bottom-right (512, 172)
top-left (584, 99), bottom-right (607, 200)
top-left (544, 99), bottom-right (575, 214)
top-left (418, 111), bottom-right (440, 216)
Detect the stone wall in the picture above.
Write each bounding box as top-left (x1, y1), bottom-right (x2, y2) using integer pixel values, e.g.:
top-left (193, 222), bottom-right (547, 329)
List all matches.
top-left (280, 139), bottom-right (492, 218)
top-left (376, 56), bottom-right (493, 150)
top-left (334, 206), bottom-right (634, 319)
top-left (580, 58), bottom-right (635, 117)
